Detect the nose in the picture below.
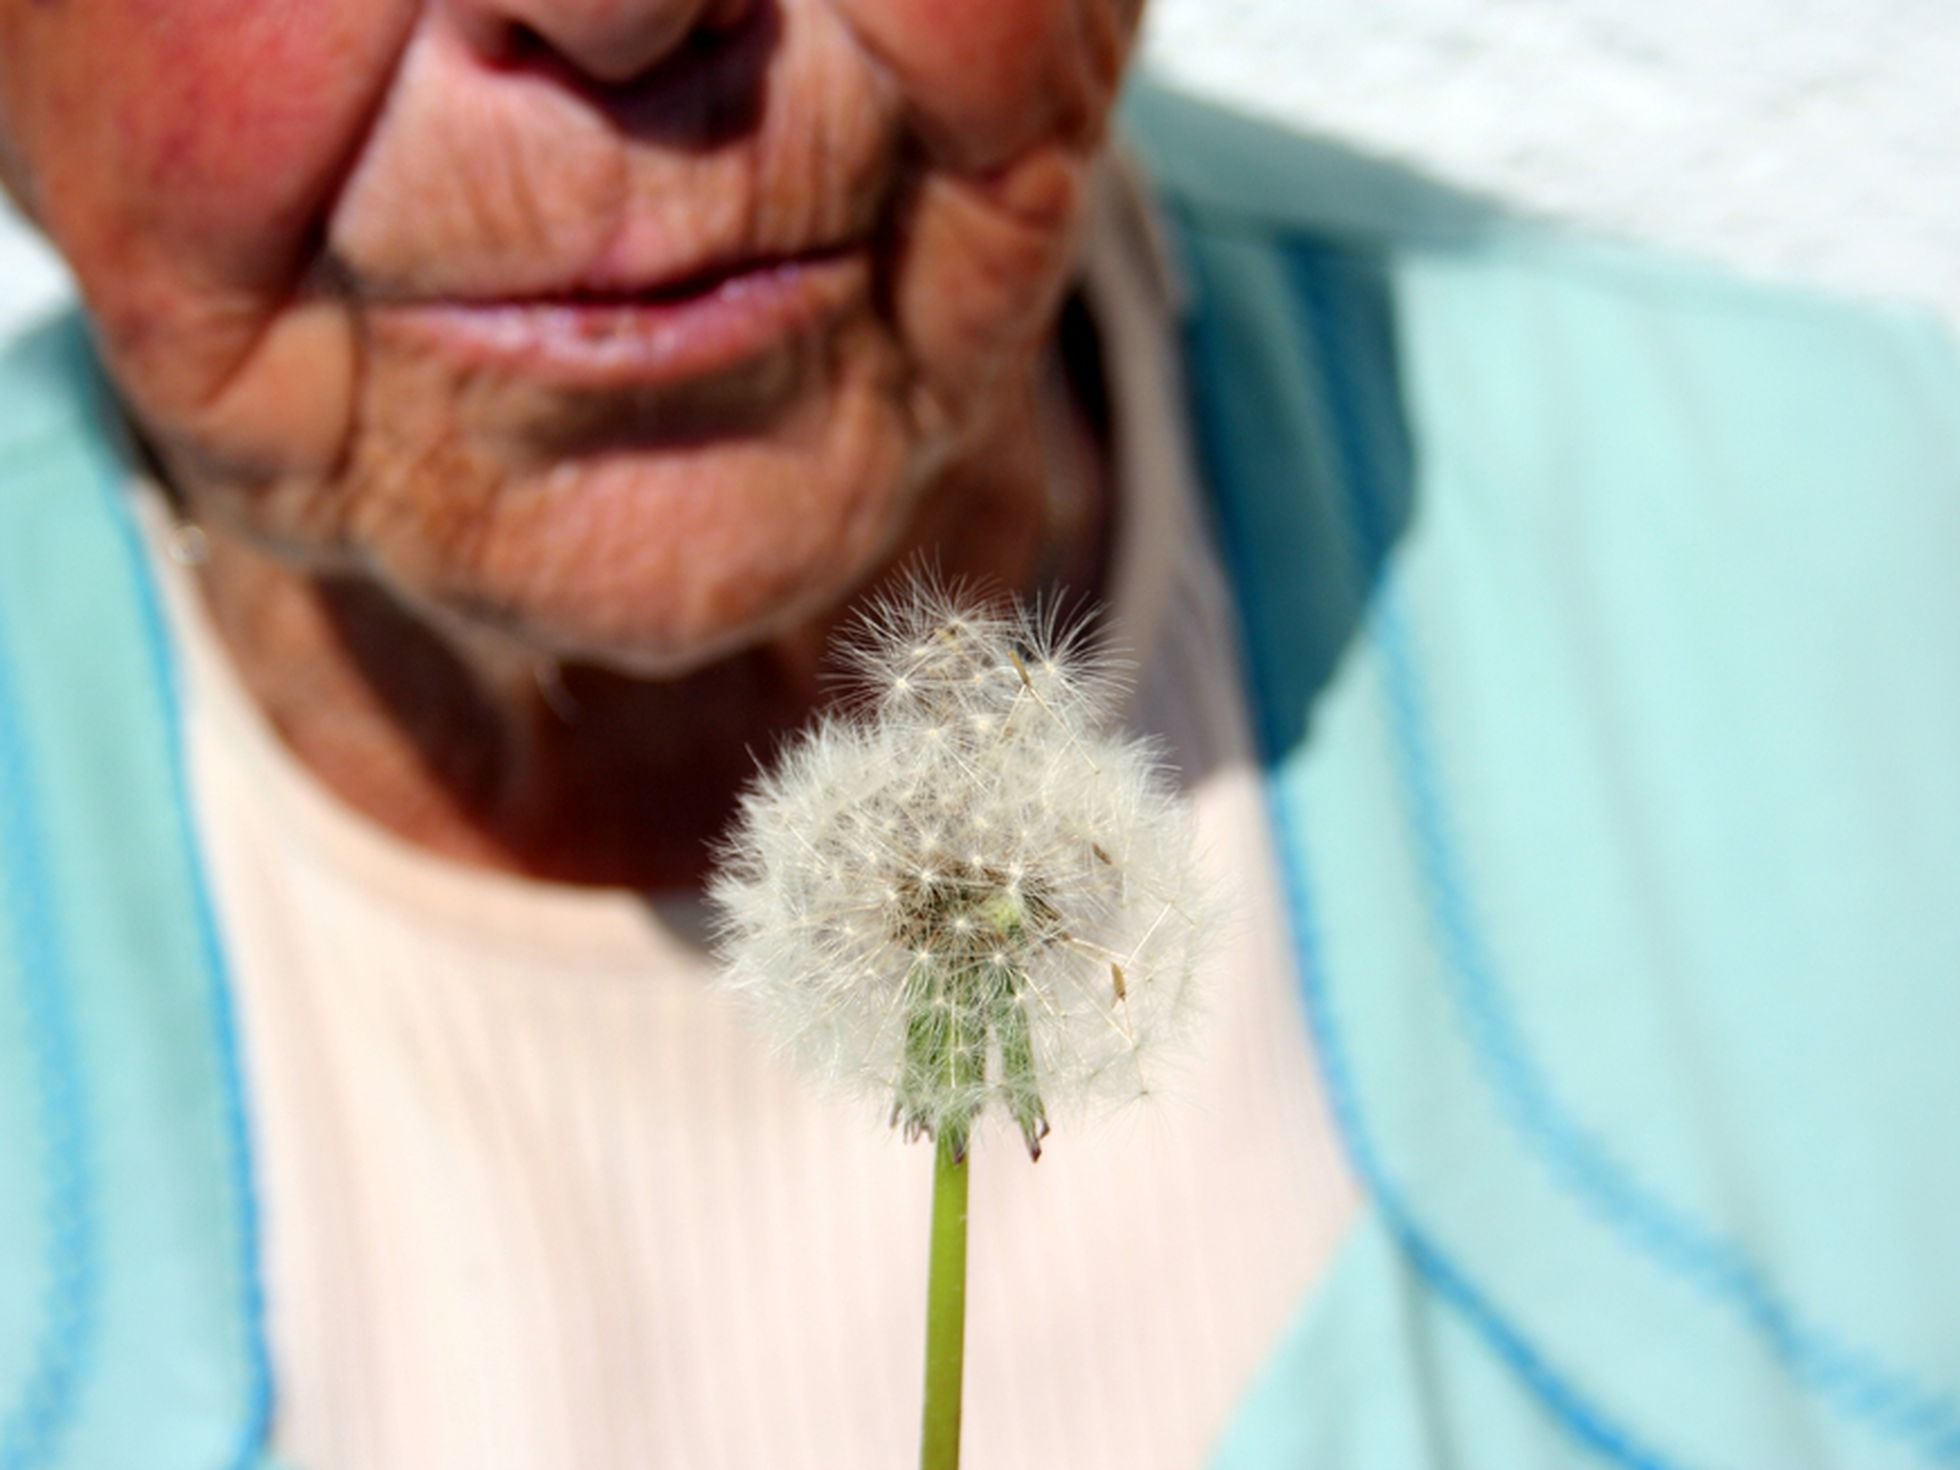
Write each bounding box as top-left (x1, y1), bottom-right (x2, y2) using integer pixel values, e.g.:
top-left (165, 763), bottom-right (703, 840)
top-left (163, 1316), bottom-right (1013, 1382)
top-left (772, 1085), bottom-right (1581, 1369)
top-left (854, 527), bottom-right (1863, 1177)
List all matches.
top-left (446, 0), bottom-right (756, 87)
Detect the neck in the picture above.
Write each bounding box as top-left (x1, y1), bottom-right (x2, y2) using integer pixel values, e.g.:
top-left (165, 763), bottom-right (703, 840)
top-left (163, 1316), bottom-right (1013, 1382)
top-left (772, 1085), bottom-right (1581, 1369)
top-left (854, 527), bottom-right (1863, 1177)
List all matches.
top-left (187, 363), bottom-right (1111, 893)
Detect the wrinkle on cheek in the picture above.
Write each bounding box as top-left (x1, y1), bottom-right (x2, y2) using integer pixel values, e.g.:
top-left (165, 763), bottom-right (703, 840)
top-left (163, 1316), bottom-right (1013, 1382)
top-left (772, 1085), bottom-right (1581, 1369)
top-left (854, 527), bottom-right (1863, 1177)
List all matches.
top-left (894, 147), bottom-right (1085, 419)
top-left (144, 293), bottom-right (360, 482)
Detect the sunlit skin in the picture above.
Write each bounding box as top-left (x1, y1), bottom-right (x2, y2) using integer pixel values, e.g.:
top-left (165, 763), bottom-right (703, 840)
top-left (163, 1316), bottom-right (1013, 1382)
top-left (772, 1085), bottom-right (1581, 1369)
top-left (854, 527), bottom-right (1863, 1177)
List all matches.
top-left (0, 0), bottom-right (1144, 886)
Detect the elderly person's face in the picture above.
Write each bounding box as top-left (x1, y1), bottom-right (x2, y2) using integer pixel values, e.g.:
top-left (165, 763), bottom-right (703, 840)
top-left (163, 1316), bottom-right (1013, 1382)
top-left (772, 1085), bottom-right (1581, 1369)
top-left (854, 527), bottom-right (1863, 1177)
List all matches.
top-left (0, 0), bottom-right (1139, 673)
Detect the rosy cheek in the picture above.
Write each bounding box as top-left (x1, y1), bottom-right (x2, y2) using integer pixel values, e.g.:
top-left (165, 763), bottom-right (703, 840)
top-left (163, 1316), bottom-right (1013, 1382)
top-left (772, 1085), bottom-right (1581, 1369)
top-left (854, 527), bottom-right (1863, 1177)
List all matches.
top-left (109, 0), bottom-right (413, 289)
top-left (0, 0), bottom-right (407, 458)
top-left (867, 0), bottom-right (1059, 78)
top-left (841, 0), bottom-right (1113, 166)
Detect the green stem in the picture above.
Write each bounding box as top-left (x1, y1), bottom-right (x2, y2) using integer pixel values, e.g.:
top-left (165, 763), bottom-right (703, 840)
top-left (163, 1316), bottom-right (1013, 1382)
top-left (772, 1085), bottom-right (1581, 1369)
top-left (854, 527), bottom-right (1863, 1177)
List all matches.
top-left (919, 1129), bottom-right (970, 1470)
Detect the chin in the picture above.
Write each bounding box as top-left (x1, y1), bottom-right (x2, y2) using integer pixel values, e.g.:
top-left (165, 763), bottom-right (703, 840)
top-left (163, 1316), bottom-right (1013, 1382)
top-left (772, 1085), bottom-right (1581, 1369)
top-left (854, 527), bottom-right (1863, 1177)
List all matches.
top-left (356, 409), bottom-right (923, 680)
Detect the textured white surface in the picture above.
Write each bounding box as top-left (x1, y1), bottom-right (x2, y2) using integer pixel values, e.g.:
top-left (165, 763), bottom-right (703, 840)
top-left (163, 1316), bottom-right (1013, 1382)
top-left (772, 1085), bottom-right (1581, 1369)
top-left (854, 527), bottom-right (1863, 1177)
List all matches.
top-left (0, 196), bottom-right (68, 338)
top-left (6, 6), bottom-right (1960, 334)
top-left (1141, 0), bottom-right (1960, 326)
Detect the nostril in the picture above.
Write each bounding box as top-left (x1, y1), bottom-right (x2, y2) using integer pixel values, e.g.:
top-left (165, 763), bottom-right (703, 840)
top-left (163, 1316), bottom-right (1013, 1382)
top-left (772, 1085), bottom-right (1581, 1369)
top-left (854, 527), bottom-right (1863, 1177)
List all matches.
top-left (450, 0), bottom-right (756, 87)
top-left (456, 0), bottom-right (749, 89)
top-left (500, 21), bottom-right (553, 67)
top-left (492, 11), bottom-right (745, 86)
top-left (701, 0), bottom-right (754, 30)
top-left (451, 0), bottom-right (779, 141)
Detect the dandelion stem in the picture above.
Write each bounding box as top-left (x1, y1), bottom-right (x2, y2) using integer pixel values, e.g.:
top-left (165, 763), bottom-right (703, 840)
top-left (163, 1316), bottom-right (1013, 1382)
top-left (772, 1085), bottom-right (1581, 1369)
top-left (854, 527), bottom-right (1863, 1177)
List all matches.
top-left (919, 1128), bottom-right (970, 1470)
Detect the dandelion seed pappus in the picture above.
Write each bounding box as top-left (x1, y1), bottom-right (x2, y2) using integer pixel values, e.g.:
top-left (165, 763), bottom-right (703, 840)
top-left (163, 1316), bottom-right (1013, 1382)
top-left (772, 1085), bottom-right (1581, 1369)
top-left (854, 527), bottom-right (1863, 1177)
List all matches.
top-left (709, 574), bottom-right (1211, 1160)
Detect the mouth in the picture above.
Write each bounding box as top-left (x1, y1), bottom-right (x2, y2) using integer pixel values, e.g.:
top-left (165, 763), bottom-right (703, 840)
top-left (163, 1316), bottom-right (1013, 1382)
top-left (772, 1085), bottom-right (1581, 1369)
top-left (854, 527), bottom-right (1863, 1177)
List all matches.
top-left (368, 247), bottom-right (869, 391)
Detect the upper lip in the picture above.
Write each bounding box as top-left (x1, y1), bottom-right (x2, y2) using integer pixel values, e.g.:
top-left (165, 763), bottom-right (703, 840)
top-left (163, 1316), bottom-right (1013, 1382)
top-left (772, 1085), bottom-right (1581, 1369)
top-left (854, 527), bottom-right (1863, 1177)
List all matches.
top-left (583, 243), bottom-right (857, 303)
top-left (358, 238), bottom-right (864, 309)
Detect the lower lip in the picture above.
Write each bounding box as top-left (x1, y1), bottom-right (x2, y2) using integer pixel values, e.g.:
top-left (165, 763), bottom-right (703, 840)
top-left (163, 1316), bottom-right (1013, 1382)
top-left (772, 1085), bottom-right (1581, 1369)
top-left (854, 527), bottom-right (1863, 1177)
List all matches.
top-left (374, 254), bottom-right (866, 390)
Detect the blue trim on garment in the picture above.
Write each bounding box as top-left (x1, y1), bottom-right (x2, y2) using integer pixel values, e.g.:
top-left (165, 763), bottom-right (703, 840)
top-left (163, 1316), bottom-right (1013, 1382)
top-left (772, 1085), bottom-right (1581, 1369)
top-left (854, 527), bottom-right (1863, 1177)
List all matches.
top-left (88, 397), bottom-right (277, 1469)
top-left (114, 506), bottom-right (277, 1470)
top-left (0, 318), bottom-right (274, 1464)
top-left (1172, 211), bottom-right (1686, 1470)
top-left (1265, 794), bottom-right (1685, 1470)
top-left (1281, 245), bottom-right (1960, 1466)
top-left (0, 490), bottom-right (100, 1468)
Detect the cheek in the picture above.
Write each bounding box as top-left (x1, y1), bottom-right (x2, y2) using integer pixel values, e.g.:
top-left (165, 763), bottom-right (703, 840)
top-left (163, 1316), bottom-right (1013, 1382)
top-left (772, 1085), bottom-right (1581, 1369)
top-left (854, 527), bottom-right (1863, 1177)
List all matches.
top-left (839, 0), bottom-right (1131, 165)
top-left (122, 4), bottom-right (409, 284)
top-left (1, 0), bottom-right (412, 466)
top-left (111, 0), bottom-right (414, 290)
top-left (897, 148), bottom-right (1087, 404)
top-left (859, 0), bottom-right (1059, 75)
top-left (5, 0), bottom-right (410, 303)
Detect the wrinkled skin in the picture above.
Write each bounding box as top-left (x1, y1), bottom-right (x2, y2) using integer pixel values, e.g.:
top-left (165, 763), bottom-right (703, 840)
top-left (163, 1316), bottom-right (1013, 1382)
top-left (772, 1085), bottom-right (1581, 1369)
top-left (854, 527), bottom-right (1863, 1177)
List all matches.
top-left (0, 0), bottom-right (1143, 885)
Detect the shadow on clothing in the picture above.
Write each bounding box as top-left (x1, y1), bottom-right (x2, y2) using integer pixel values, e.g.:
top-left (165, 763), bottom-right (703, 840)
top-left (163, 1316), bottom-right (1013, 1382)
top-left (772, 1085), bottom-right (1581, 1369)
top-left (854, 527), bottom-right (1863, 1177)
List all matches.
top-left (1116, 77), bottom-right (1531, 760)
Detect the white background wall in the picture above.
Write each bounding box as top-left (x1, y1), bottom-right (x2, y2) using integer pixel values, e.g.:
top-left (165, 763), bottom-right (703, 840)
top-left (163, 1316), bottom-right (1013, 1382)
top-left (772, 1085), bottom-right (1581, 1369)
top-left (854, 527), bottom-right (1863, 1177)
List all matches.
top-left (1141, 0), bottom-right (1960, 328)
top-left (6, 2), bottom-right (1957, 336)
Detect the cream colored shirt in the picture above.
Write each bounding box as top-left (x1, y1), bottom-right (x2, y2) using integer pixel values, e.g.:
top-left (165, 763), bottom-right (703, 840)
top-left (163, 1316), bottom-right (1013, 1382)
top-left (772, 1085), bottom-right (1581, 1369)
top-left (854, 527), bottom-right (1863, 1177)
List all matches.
top-left (145, 163), bottom-right (1360, 1470)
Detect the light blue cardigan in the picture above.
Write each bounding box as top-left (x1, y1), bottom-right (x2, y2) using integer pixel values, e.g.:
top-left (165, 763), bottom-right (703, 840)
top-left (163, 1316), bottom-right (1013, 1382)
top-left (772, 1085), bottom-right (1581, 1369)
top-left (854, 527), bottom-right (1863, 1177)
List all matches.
top-left (4, 84), bottom-right (1959, 1469)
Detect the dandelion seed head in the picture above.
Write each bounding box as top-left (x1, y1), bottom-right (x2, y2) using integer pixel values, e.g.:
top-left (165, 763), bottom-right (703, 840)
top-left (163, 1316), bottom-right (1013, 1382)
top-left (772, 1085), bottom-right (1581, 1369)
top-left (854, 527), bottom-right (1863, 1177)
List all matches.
top-left (710, 575), bottom-right (1210, 1156)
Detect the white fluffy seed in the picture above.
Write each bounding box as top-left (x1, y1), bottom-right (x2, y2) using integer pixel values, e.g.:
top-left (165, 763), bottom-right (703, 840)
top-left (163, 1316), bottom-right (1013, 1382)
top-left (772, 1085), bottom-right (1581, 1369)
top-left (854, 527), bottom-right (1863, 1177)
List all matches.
top-left (708, 576), bottom-right (1211, 1149)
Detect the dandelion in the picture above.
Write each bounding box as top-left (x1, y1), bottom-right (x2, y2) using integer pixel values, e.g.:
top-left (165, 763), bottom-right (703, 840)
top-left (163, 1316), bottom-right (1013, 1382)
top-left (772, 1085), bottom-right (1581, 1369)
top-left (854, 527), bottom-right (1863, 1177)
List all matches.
top-left (712, 578), bottom-right (1208, 1156)
top-left (708, 576), bottom-right (1211, 1469)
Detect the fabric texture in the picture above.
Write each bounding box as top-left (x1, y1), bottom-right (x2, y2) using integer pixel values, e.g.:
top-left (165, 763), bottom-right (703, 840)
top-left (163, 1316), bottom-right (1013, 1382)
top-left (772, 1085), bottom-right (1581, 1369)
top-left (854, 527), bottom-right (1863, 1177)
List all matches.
top-left (1126, 80), bottom-right (1960, 1470)
top-left (0, 322), bottom-right (272, 1467)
